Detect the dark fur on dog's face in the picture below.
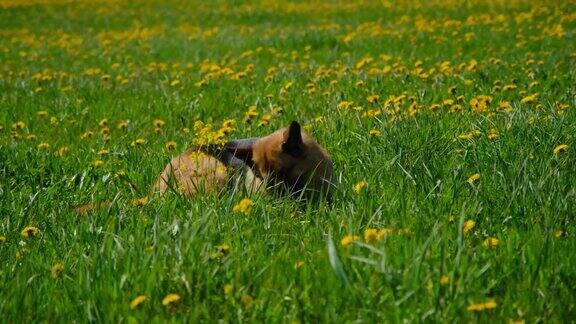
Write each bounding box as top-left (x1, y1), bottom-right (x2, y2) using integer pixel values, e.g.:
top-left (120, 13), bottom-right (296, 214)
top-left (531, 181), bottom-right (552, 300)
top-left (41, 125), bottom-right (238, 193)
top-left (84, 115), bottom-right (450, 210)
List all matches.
top-left (225, 121), bottom-right (333, 199)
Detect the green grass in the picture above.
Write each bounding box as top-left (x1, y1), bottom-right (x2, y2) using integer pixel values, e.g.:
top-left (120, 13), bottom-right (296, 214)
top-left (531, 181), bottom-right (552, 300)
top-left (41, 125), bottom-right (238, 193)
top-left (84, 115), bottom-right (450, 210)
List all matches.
top-left (1, 0), bottom-right (575, 322)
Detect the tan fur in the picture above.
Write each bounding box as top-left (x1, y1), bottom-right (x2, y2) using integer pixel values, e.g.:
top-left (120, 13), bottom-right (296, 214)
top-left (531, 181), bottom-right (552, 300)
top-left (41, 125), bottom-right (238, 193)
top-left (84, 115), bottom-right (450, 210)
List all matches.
top-left (152, 150), bottom-right (228, 197)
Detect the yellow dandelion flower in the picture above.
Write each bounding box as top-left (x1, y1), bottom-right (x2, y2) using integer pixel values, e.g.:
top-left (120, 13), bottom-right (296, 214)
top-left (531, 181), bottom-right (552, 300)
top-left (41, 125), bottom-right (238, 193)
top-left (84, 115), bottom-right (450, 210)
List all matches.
top-left (81, 131), bottom-right (94, 140)
top-left (520, 93), bottom-right (539, 104)
top-left (37, 110), bottom-right (48, 117)
top-left (97, 149), bottom-right (109, 156)
top-left (223, 284), bottom-right (234, 295)
top-left (484, 298), bottom-right (498, 310)
top-left (218, 125), bottom-right (235, 136)
top-left (354, 180), bottom-right (367, 193)
top-left (463, 220), bottom-right (476, 235)
top-left (467, 173), bottom-right (480, 184)
top-left (467, 298), bottom-right (497, 311)
top-left (27, 134), bottom-right (37, 140)
top-left (21, 226), bottom-right (40, 238)
top-left (488, 128), bottom-right (499, 141)
top-left (99, 119), bottom-right (109, 128)
top-left (117, 120), bottom-right (129, 130)
top-left (162, 293), bottom-right (181, 306)
top-left (233, 198), bottom-right (253, 215)
top-left (467, 59), bottom-right (478, 71)
top-left (467, 302), bottom-right (485, 312)
top-left (131, 138), bottom-right (146, 147)
top-left (170, 80), bottom-right (181, 87)
top-left (337, 100), bottom-right (353, 110)
top-left (555, 230), bottom-right (564, 238)
top-left (257, 114), bottom-right (272, 127)
top-left (457, 130), bottom-right (481, 140)
top-left (100, 127), bottom-right (110, 136)
top-left (165, 141), bottom-right (177, 150)
top-left (449, 104), bottom-right (462, 113)
top-left (195, 79), bottom-right (207, 87)
top-left (553, 144), bottom-right (569, 155)
top-left (282, 81), bottom-right (293, 91)
top-left (221, 119), bottom-right (236, 128)
top-left (93, 160), bottom-right (104, 168)
top-left (0, 235), bottom-right (6, 243)
top-left (364, 109), bottom-right (382, 118)
top-left (369, 129), bottom-right (381, 137)
top-left (440, 275), bottom-right (450, 285)
top-left (37, 142), bottom-right (50, 150)
top-left (51, 263), bottom-right (65, 279)
top-left (498, 101), bottom-right (513, 113)
top-left (483, 237), bottom-right (500, 248)
top-left (132, 197), bottom-right (148, 207)
top-left (364, 228), bottom-right (381, 244)
top-left (241, 294), bottom-right (253, 307)
top-left (50, 117), bottom-right (58, 126)
top-left (243, 106), bottom-right (259, 123)
top-left (130, 295), bottom-right (147, 309)
top-left (367, 95), bottom-right (380, 104)
top-left (12, 121), bottom-right (26, 130)
top-left (216, 243), bottom-right (231, 255)
top-left (153, 119), bottom-right (165, 128)
top-left (341, 235), bottom-right (359, 248)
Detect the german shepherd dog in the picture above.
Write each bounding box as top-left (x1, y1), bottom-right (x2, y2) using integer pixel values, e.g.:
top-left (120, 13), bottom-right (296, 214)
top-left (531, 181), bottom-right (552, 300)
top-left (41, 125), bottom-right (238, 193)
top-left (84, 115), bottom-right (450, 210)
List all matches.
top-left (75, 121), bottom-right (332, 213)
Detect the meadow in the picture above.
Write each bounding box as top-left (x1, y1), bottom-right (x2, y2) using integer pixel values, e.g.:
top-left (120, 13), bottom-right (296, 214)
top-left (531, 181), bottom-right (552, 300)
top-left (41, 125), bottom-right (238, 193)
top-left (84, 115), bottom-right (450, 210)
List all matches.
top-left (0, 0), bottom-right (575, 322)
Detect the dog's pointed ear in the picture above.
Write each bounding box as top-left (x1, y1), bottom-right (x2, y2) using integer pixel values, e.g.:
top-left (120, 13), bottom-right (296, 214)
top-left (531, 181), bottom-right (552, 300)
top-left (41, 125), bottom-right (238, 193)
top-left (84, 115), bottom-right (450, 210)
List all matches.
top-left (282, 121), bottom-right (304, 157)
top-left (225, 138), bottom-right (257, 167)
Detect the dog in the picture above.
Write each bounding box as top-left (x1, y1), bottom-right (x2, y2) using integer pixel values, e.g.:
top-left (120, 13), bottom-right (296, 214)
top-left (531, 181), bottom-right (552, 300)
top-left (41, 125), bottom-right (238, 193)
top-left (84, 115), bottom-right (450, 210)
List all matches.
top-left (153, 121), bottom-right (333, 199)
top-left (74, 121), bottom-right (333, 214)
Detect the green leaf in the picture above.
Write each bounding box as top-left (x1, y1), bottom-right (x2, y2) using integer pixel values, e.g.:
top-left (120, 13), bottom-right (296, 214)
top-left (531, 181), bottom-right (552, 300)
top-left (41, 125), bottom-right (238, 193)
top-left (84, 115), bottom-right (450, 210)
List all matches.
top-left (326, 231), bottom-right (350, 286)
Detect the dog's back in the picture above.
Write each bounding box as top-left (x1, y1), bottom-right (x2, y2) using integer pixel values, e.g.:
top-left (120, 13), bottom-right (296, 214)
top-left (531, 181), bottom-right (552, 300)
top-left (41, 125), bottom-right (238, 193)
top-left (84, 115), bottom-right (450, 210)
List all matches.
top-left (152, 150), bottom-right (229, 196)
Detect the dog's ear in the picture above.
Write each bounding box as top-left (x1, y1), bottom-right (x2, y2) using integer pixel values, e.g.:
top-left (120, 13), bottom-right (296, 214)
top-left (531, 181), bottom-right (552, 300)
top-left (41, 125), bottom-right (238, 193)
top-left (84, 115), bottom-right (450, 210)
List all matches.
top-left (282, 121), bottom-right (304, 157)
top-left (225, 138), bottom-right (257, 167)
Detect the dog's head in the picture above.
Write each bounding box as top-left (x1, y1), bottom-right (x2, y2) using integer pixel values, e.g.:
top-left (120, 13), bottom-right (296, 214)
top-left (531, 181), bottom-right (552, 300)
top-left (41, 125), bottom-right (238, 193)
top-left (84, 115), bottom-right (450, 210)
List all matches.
top-left (225, 121), bottom-right (333, 199)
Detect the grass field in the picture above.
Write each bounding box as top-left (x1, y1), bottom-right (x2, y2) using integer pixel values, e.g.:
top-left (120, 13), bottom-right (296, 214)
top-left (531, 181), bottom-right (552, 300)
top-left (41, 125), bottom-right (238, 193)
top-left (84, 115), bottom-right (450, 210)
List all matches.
top-left (1, 0), bottom-right (575, 322)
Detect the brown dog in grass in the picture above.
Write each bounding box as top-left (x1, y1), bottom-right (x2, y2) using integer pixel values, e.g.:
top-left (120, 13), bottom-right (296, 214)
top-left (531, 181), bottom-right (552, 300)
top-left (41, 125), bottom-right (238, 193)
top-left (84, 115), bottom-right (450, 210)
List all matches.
top-left (75, 121), bottom-right (333, 213)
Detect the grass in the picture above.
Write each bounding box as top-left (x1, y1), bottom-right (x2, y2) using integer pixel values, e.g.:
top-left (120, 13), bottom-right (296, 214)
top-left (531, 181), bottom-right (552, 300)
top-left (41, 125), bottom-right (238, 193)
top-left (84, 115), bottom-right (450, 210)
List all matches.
top-left (1, 0), bottom-right (575, 322)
